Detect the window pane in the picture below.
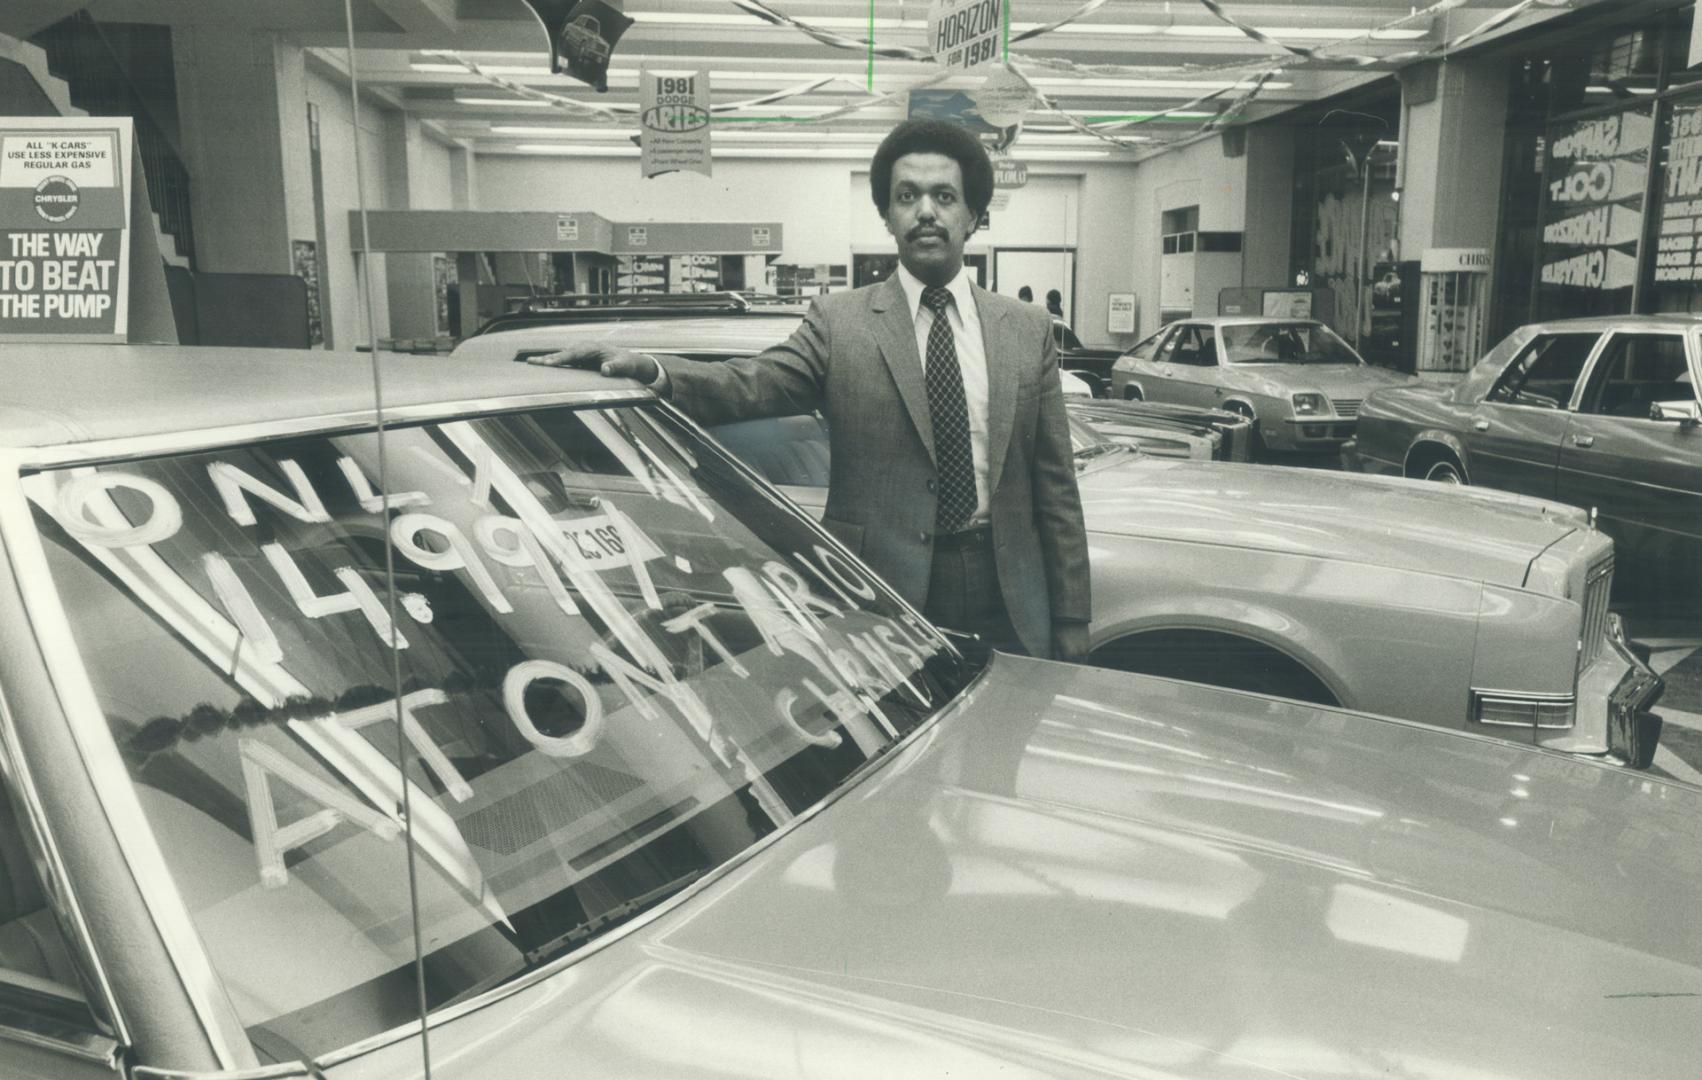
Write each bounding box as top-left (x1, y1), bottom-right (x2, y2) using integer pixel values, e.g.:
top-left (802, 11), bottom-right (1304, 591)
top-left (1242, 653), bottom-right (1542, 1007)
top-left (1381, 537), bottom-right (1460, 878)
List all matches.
top-left (1580, 334), bottom-right (1693, 416)
top-left (1489, 333), bottom-right (1597, 407)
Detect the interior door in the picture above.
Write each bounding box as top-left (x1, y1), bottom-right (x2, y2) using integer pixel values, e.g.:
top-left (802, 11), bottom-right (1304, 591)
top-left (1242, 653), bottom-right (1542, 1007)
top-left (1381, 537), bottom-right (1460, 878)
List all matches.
top-left (1464, 330), bottom-right (1601, 497)
top-left (1560, 331), bottom-right (1702, 574)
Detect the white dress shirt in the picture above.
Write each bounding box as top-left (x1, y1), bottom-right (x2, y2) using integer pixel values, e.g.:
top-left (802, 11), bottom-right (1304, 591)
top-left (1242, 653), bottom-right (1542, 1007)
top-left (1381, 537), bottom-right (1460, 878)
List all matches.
top-left (893, 263), bottom-right (991, 527)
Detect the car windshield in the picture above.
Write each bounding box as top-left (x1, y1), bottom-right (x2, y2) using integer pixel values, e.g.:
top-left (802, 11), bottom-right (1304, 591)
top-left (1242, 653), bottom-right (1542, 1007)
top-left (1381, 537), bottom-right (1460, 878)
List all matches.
top-left (24, 401), bottom-right (968, 1059)
top-left (1220, 322), bottom-right (1362, 365)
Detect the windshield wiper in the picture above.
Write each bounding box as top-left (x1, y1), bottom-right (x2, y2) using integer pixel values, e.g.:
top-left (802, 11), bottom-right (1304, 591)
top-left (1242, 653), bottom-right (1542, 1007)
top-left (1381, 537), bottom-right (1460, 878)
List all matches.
top-left (524, 869), bottom-right (707, 970)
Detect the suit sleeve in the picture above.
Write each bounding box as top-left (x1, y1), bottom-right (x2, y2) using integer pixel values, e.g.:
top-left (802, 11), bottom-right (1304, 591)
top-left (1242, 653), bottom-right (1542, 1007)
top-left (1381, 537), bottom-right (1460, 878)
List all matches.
top-left (1032, 318), bottom-right (1092, 625)
top-left (655, 298), bottom-right (831, 425)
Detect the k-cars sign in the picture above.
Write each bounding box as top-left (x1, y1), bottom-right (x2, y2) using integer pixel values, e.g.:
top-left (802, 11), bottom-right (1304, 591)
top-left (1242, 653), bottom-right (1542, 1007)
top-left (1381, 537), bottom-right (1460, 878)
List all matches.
top-left (0, 117), bottom-right (132, 342)
top-left (641, 71), bottom-right (712, 178)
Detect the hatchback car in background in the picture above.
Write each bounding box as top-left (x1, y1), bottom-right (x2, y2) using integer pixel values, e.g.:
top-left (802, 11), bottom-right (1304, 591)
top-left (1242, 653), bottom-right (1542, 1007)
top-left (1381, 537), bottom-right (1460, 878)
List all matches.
top-left (1350, 316), bottom-right (1702, 594)
top-left (1110, 317), bottom-right (1417, 453)
top-left (0, 343), bottom-right (1694, 1078)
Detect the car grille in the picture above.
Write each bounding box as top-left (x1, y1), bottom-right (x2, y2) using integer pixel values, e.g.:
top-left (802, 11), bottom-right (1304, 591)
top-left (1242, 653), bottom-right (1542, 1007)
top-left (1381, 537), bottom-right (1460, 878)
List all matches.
top-left (1578, 556), bottom-right (1614, 671)
top-left (1332, 399), bottom-right (1361, 418)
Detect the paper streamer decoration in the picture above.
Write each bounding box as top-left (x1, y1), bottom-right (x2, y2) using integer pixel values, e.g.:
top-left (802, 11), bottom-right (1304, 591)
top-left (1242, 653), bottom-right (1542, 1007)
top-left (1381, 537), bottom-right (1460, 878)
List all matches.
top-left (520, 0), bottom-right (634, 91)
top-left (641, 70), bottom-right (713, 177)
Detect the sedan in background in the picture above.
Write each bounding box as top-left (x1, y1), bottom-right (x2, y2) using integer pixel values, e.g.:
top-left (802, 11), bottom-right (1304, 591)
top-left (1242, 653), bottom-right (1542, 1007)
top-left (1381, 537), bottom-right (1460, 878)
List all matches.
top-left (710, 410), bottom-right (1662, 767)
top-left (1350, 316), bottom-right (1702, 594)
top-left (1110, 317), bottom-right (1416, 453)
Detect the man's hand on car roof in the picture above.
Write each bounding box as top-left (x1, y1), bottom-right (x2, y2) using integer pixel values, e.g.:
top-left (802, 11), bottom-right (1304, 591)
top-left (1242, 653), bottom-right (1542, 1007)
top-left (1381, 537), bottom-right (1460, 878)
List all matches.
top-left (529, 344), bottom-right (659, 384)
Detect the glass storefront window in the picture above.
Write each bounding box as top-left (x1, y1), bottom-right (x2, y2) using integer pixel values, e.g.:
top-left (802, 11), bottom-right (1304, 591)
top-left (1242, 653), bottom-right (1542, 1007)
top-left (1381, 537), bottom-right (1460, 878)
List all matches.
top-left (1534, 104), bottom-right (1654, 321)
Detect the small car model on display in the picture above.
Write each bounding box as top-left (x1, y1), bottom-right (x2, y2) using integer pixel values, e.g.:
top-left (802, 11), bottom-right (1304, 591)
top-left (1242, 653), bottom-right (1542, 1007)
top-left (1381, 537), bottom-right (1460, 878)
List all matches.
top-left (0, 343), bottom-right (1693, 1079)
top-left (1349, 315), bottom-right (1702, 594)
top-left (1109, 317), bottom-right (1417, 452)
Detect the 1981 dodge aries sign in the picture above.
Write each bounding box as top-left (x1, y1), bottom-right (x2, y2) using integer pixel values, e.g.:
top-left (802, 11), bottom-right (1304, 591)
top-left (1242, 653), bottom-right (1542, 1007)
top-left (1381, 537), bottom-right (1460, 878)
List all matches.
top-left (0, 116), bottom-right (132, 342)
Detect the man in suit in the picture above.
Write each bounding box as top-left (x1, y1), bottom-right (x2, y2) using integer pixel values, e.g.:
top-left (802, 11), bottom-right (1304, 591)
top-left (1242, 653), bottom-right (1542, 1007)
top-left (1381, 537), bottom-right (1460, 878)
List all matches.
top-left (539, 119), bottom-right (1090, 661)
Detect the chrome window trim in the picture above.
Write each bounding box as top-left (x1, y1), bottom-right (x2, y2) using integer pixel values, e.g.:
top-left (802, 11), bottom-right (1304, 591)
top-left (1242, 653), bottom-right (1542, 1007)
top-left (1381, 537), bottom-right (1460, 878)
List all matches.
top-left (0, 454), bottom-right (255, 1071)
top-left (1568, 330), bottom-right (1684, 414)
top-left (13, 389), bottom-right (651, 470)
top-left (0, 1004), bottom-right (122, 1068)
top-left (132, 1065), bottom-right (312, 1080)
top-left (1481, 330), bottom-right (1607, 413)
top-left (0, 677), bottom-right (129, 1046)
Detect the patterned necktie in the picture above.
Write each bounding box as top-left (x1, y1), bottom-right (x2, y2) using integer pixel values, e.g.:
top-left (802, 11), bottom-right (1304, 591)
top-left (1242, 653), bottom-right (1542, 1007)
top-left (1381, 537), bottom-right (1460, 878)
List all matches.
top-left (920, 286), bottom-right (977, 533)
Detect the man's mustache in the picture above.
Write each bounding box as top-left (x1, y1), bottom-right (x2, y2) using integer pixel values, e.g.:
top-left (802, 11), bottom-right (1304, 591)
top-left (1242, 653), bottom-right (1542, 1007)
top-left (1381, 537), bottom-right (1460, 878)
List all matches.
top-left (907, 226), bottom-right (948, 241)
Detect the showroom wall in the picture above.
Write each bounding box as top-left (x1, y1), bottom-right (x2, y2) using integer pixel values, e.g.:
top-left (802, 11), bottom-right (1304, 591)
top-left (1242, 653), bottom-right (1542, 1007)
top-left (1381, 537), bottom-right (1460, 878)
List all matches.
top-left (474, 154), bottom-right (1140, 345)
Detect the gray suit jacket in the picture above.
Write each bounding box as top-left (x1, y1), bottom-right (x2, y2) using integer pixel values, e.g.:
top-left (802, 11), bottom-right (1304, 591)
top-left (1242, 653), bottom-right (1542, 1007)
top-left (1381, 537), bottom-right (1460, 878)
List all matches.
top-left (658, 274), bottom-right (1090, 657)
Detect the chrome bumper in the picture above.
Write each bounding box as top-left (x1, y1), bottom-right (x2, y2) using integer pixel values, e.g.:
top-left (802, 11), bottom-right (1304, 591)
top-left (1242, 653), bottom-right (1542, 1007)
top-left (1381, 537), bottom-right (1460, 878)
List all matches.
top-left (1604, 615), bottom-right (1664, 769)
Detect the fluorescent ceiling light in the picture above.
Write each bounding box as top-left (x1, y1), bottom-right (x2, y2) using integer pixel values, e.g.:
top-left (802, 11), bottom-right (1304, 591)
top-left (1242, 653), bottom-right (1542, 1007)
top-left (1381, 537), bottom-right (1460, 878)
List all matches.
top-left (494, 125), bottom-right (1123, 146)
top-left (456, 96), bottom-right (553, 107)
top-left (509, 143), bottom-right (1113, 160)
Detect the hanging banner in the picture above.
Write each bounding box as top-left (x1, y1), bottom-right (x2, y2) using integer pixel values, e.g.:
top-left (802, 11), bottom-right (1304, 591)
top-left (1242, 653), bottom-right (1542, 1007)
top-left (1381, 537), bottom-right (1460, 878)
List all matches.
top-left (521, 0), bottom-right (633, 92)
top-left (0, 116), bottom-right (132, 342)
top-left (927, 0), bottom-right (1003, 71)
top-left (641, 70), bottom-right (712, 178)
top-left (1653, 98), bottom-right (1702, 284)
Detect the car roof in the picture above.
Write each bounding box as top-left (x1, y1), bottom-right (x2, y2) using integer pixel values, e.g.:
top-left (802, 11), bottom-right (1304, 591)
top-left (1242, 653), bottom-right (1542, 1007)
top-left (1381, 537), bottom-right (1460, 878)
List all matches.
top-left (455, 315), bottom-right (805, 361)
top-left (1175, 317), bottom-right (1327, 328)
top-left (0, 343), bottom-right (636, 452)
top-left (1513, 314), bottom-right (1702, 334)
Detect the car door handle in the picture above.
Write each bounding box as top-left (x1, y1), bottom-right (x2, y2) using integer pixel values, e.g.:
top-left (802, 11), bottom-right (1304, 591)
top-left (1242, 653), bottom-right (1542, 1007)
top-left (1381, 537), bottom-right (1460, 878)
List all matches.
top-left (1571, 434), bottom-right (1595, 448)
top-left (1472, 419), bottom-right (1490, 431)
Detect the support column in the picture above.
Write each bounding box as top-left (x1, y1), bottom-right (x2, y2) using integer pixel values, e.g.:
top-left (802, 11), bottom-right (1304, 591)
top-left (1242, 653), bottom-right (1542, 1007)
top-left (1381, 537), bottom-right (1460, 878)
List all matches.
top-left (1399, 58), bottom-right (1510, 255)
top-left (172, 29), bottom-right (306, 275)
top-left (383, 114), bottom-right (440, 344)
top-left (1398, 57), bottom-right (1510, 374)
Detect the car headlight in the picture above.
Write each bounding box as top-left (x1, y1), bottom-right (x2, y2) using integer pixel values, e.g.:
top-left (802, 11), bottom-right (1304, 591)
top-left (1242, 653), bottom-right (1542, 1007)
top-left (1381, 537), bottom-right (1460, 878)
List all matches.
top-left (1292, 393), bottom-right (1327, 415)
top-left (1471, 690), bottom-right (1576, 730)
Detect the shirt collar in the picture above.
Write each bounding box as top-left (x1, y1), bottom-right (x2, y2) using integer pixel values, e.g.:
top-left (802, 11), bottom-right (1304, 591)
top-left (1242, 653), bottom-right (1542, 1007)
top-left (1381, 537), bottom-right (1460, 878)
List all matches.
top-left (895, 262), bottom-right (977, 323)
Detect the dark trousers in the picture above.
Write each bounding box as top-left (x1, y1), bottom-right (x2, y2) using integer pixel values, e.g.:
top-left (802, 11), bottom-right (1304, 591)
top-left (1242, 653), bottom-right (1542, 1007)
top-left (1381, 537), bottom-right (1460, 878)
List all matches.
top-left (922, 527), bottom-right (1028, 660)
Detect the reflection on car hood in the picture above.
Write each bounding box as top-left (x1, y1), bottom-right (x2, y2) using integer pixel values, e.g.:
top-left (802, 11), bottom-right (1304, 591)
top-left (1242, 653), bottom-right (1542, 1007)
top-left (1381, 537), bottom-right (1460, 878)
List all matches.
top-left (362, 657), bottom-right (1702, 1079)
top-left (1236, 364), bottom-right (1414, 397)
top-left (1075, 456), bottom-right (1586, 587)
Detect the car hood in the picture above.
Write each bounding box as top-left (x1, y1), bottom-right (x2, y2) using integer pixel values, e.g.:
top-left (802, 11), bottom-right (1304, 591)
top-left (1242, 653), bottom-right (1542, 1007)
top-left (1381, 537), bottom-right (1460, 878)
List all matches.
top-left (344, 658), bottom-right (1702, 1079)
top-left (1075, 455), bottom-right (1585, 587)
top-left (1234, 363), bottom-right (1414, 398)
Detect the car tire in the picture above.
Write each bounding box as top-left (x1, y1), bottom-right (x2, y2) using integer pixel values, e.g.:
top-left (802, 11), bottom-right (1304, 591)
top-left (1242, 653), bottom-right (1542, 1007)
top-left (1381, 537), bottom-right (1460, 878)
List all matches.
top-left (1422, 455), bottom-right (1467, 485)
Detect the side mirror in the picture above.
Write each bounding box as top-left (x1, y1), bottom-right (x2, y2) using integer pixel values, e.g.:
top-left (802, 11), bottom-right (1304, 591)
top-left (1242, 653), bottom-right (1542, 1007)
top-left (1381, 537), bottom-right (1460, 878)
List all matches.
top-left (1649, 399), bottom-right (1702, 425)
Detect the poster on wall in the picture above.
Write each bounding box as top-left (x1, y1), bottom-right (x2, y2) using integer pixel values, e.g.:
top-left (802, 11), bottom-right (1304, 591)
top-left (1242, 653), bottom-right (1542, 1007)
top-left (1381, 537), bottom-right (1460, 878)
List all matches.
top-left (1653, 97), bottom-right (1702, 288)
top-left (617, 254), bottom-right (666, 294)
top-left (0, 116), bottom-right (132, 343)
top-left (291, 239), bottom-right (324, 346)
top-left (640, 70), bottom-right (712, 178)
top-left (1537, 107), bottom-right (1652, 316)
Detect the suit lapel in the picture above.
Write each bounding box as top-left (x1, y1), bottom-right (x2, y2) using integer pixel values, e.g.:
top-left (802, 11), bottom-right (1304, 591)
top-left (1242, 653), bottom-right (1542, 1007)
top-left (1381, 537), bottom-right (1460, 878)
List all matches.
top-left (868, 274), bottom-right (935, 462)
top-left (975, 283), bottom-right (1018, 496)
